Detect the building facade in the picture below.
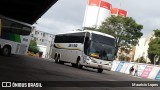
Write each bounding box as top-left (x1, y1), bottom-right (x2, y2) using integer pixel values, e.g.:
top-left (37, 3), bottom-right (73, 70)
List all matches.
top-left (83, 0), bottom-right (112, 28)
top-left (82, 0), bottom-right (128, 29)
top-left (134, 32), bottom-right (155, 63)
top-left (117, 32), bottom-right (155, 62)
top-left (134, 38), bottom-right (149, 61)
top-left (31, 29), bottom-right (55, 58)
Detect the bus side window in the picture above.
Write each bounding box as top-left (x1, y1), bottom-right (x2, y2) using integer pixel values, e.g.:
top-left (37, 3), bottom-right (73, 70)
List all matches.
top-left (84, 32), bottom-right (90, 55)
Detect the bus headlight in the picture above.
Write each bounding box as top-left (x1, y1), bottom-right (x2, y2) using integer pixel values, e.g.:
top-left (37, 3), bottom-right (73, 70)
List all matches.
top-left (86, 57), bottom-right (94, 62)
top-left (108, 62), bottom-right (112, 66)
top-left (86, 56), bottom-right (90, 61)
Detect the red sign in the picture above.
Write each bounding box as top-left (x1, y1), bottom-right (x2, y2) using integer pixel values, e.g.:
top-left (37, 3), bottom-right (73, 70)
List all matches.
top-left (100, 1), bottom-right (111, 10)
top-left (111, 8), bottom-right (118, 15)
top-left (88, 0), bottom-right (101, 6)
top-left (118, 9), bottom-right (127, 17)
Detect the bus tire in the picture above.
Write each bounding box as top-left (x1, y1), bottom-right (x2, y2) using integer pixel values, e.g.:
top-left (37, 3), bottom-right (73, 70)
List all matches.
top-left (59, 60), bottom-right (64, 64)
top-left (54, 54), bottom-right (57, 60)
top-left (2, 46), bottom-right (11, 56)
top-left (97, 69), bottom-right (103, 73)
top-left (71, 63), bottom-right (76, 67)
top-left (76, 58), bottom-right (83, 69)
top-left (55, 56), bottom-right (59, 63)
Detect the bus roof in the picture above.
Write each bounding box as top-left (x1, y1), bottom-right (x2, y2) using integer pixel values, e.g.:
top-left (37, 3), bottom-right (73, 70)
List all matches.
top-left (0, 15), bottom-right (32, 27)
top-left (56, 30), bottom-right (115, 39)
top-left (85, 30), bottom-right (115, 39)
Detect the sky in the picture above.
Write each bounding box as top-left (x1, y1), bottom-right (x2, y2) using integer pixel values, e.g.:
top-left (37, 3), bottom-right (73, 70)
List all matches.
top-left (34, 0), bottom-right (160, 37)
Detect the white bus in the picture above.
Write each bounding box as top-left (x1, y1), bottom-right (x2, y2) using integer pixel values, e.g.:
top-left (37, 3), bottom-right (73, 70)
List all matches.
top-left (0, 15), bottom-right (33, 56)
top-left (51, 30), bottom-right (117, 73)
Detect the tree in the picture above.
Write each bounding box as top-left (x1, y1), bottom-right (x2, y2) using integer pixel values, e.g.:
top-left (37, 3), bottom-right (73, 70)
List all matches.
top-left (28, 40), bottom-right (39, 54)
top-left (119, 54), bottom-right (130, 61)
top-left (148, 29), bottom-right (160, 64)
top-left (135, 56), bottom-right (146, 63)
top-left (154, 29), bottom-right (160, 37)
top-left (97, 16), bottom-right (143, 48)
top-left (83, 27), bottom-right (96, 30)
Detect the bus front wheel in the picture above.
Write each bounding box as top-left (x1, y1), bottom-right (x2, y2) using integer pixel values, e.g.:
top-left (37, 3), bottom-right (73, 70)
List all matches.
top-left (97, 69), bottom-right (103, 73)
top-left (71, 63), bottom-right (76, 67)
top-left (2, 46), bottom-right (11, 56)
top-left (76, 58), bottom-right (83, 69)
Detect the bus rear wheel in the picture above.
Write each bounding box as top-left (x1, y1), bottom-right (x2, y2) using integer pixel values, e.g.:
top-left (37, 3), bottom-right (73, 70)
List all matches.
top-left (97, 69), bottom-right (103, 73)
top-left (2, 46), bottom-right (11, 56)
top-left (59, 60), bottom-right (64, 64)
top-left (55, 56), bottom-right (59, 63)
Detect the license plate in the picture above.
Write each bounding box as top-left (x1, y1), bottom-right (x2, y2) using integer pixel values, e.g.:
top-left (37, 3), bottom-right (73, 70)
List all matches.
top-left (98, 65), bottom-right (102, 68)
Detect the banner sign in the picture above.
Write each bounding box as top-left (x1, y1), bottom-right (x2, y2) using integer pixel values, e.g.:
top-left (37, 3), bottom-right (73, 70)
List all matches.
top-left (115, 61), bottom-right (125, 72)
top-left (120, 62), bottom-right (130, 73)
top-left (155, 70), bottom-right (160, 80)
top-left (137, 64), bottom-right (147, 77)
top-left (141, 65), bottom-right (154, 78)
top-left (148, 66), bottom-right (160, 80)
top-left (111, 60), bottom-right (120, 71)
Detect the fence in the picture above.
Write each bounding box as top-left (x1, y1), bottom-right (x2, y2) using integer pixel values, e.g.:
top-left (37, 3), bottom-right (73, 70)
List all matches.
top-left (111, 60), bottom-right (160, 80)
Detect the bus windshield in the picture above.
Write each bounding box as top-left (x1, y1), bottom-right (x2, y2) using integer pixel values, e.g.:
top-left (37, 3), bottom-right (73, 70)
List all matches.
top-left (92, 33), bottom-right (115, 46)
top-left (88, 34), bottom-right (116, 61)
top-left (88, 41), bottom-right (116, 61)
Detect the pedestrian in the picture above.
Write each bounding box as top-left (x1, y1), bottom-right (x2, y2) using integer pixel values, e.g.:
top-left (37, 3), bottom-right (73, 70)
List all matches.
top-left (129, 66), bottom-right (134, 75)
top-left (134, 64), bottom-right (138, 76)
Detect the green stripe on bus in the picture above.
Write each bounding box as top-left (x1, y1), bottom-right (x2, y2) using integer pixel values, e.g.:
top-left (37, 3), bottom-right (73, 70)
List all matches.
top-left (14, 34), bottom-right (21, 43)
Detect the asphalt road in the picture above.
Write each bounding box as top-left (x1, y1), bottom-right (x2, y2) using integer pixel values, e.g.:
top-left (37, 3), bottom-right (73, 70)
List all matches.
top-left (0, 55), bottom-right (159, 90)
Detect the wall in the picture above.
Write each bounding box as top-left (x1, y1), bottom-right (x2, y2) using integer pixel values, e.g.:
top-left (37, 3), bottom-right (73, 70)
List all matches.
top-left (111, 60), bottom-right (160, 80)
top-left (134, 38), bottom-right (149, 62)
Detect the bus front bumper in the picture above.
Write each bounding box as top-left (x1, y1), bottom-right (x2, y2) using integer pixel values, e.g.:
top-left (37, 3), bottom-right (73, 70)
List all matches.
top-left (82, 61), bottom-right (112, 71)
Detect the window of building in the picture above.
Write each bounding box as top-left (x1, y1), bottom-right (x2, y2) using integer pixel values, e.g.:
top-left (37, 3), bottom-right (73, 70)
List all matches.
top-left (43, 33), bottom-right (45, 37)
top-left (35, 31), bottom-right (38, 35)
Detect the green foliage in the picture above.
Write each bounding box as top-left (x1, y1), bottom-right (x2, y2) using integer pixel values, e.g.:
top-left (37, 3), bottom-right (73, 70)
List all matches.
top-left (119, 55), bottom-right (125, 61)
top-left (97, 16), bottom-right (143, 48)
top-left (83, 27), bottom-right (96, 30)
top-left (148, 54), bottom-right (155, 64)
top-left (28, 40), bottom-right (39, 54)
top-left (119, 54), bottom-right (130, 61)
top-left (148, 29), bottom-right (160, 64)
top-left (148, 38), bottom-right (160, 55)
top-left (135, 56), bottom-right (146, 63)
top-left (154, 29), bottom-right (160, 37)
